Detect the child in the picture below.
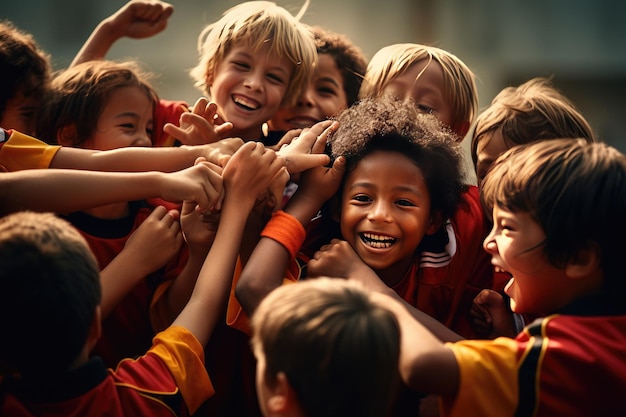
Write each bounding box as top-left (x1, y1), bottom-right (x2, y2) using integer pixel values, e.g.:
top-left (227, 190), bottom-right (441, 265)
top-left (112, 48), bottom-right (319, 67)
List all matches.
top-left (184, 0), bottom-right (317, 144)
top-left (359, 43), bottom-right (478, 140)
top-left (250, 277), bottom-right (401, 417)
top-left (0, 20), bottom-right (51, 135)
top-left (34, 58), bottom-right (211, 367)
top-left (372, 138), bottom-right (626, 417)
top-left (0, 141), bottom-right (284, 416)
top-left (469, 77), bottom-right (597, 338)
top-left (267, 25), bottom-right (367, 138)
top-left (471, 76), bottom-right (597, 185)
top-left (234, 97), bottom-right (493, 416)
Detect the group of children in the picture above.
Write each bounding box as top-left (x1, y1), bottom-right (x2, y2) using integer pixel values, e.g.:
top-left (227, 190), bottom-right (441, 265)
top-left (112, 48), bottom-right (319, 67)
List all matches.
top-left (1, 1), bottom-right (625, 416)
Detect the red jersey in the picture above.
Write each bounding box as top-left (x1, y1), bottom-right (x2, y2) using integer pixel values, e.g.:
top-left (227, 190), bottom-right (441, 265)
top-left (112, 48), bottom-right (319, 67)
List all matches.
top-left (446, 300), bottom-right (626, 417)
top-left (63, 201), bottom-right (188, 367)
top-left (1, 326), bottom-right (214, 417)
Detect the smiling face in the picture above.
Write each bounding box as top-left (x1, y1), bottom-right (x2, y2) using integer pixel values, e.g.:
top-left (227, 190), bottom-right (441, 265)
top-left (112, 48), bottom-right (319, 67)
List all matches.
top-left (475, 129), bottom-right (510, 186)
top-left (83, 85), bottom-right (154, 150)
top-left (340, 150), bottom-right (437, 286)
top-left (483, 204), bottom-right (569, 314)
top-left (209, 42), bottom-right (294, 141)
top-left (382, 59), bottom-right (457, 134)
top-left (269, 53), bottom-right (348, 131)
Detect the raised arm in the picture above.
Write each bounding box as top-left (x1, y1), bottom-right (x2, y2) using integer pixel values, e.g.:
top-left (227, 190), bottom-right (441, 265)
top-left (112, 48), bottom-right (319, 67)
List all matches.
top-left (71, 0), bottom-right (173, 66)
top-left (235, 151), bottom-right (346, 316)
top-left (172, 142), bottom-right (285, 346)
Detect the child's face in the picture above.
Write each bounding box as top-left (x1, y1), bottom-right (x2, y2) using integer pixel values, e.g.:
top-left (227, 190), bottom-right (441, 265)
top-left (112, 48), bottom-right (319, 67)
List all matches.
top-left (210, 43), bottom-right (294, 140)
top-left (269, 53), bottom-right (348, 131)
top-left (475, 130), bottom-right (510, 186)
top-left (340, 150), bottom-right (437, 284)
top-left (484, 204), bottom-right (565, 314)
top-left (84, 86), bottom-right (154, 150)
top-left (0, 89), bottom-right (40, 135)
top-left (382, 59), bottom-right (459, 136)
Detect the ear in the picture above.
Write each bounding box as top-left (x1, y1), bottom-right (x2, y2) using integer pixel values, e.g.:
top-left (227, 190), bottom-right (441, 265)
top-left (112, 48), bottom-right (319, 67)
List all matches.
top-left (266, 372), bottom-right (300, 414)
top-left (57, 123), bottom-right (78, 146)
top-left (565, 243), bottom-right (601, 280)
top-left (85, 305), bottom-right (102, 353)
top-left (425, 211), bottom-right (444, 235)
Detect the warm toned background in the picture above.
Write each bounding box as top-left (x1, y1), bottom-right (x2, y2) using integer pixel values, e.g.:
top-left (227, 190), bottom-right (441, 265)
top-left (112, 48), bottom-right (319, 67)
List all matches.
top-left (3, 0), bottom-right (625, 180)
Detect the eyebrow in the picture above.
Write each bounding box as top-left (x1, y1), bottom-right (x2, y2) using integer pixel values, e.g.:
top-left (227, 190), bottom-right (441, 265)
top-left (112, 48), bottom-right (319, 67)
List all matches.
top-left (317, 76), bottom-right (341, 88)
top-left (349, 181), bottom-right (425, 197)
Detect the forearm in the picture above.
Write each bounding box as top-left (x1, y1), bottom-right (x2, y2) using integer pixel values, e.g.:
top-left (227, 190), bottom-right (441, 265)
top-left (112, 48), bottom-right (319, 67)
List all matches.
top-left (172, 198), bottom-right (251, 345)
top-left (49, 145), bottom-right (204, 172)
top-left (375, 293), bottom-right (460, 396)
top-left (71, 20), bottom-right (119, 67)
top-left (0, 169), bottom-right (173, 215)
top-left (156, 246), bottom-right (210, 327)
top-left (100, 251), bottom-right (155, 318)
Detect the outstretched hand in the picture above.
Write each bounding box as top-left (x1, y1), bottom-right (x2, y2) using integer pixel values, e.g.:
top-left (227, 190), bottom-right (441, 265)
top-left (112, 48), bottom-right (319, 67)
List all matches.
top-left (164, 97), bottom-right (234, 145)
top-left (276, 120), bottom-right (336, 174)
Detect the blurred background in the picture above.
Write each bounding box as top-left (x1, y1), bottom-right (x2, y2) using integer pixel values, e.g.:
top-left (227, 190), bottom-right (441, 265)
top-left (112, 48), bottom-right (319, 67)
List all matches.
top-left (3, 0), bottom-right (626, 176)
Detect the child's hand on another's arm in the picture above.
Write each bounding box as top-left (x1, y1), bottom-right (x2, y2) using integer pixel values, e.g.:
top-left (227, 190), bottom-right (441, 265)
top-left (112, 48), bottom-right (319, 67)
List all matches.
top-left (158, 158), bottom-right (223, 213)
top-left (471, 289), bottom-right (517, 338)
top-left (180, 200), bottom-right (218, 254)
top-left (222, 142), bottom-right (287, 211)
top-left (123, 206), bottom-right (183, 274)
top-left (276, 120), bottom-right (336, 175)
top-left (163, 97), bottom-right (234, 145)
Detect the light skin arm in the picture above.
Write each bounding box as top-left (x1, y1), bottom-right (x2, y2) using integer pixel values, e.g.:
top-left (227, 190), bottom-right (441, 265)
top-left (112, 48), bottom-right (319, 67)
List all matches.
top-left (0, 162), bottom-right (223, 216)
top-left (307, 239), bottom-right (465, 342)
top-left (171, 142), bottom-right (285, 345)
top-left (48, 137), bottom-right (243, 173)
top-left (71, 0), bottom-right (174, 66)
top-left (99, 206), bottom-right (182, 318)
top-left (370, 290), bottom-right (461, 397)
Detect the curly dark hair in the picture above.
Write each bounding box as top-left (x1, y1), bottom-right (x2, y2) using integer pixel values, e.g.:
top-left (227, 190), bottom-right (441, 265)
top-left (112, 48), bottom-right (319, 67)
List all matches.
top-left (329, 97), bottom-right (466, 221)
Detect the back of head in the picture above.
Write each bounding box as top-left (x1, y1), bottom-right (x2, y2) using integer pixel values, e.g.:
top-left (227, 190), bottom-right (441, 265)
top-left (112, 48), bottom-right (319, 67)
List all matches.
top-left (329, 96), bottom-right (466, 221)
top-left (189, 0), bottom-right (317, 107)
top-left (471, 77), bottom-right (596, 166)
top-left (36, 59), bottom-right (158, 146)
top-left (359, 43), bottom-right (478, 130)
top-left (251, 278), bottom-right (400, 417)
top-left (0, 212), bottom-right (101, 377)
top-left (0, 20), bottom-right (51, 123)
top-left (481, 139), bottom-right (626, 309)
top-left (310, 25), bottom-right (367, 106)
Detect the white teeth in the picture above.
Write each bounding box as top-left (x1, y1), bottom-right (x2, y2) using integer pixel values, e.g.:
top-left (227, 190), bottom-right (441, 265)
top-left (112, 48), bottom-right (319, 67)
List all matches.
top-left (361, 233), bottom-right (396, 249)
top-left (233, 96), bottom-right (258, 110)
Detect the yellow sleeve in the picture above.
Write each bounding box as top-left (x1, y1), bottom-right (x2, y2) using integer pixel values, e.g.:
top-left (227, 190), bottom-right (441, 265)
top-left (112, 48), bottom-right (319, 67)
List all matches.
top-left (441, 338), bottom-right (520, 417)
top-left (150, 325), bottom-right (214, 413)
top-left (0, 130), bottom-right (61, 171)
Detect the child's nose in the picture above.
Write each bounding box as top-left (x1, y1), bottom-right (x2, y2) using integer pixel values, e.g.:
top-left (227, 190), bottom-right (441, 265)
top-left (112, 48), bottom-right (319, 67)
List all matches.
top-left (243, 71), bottom-right (264, 91)
top-left (483, 227), bottom-right (497, 253)
top-left (296, 86), bottom-right (315, 107)
top-left (367, 201), bottom-right (392, 222)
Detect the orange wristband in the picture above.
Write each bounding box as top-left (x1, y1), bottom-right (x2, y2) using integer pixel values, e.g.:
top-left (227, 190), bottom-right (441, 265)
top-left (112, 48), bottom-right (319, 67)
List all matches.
top-left (260, 210), bottom-right (306, 260)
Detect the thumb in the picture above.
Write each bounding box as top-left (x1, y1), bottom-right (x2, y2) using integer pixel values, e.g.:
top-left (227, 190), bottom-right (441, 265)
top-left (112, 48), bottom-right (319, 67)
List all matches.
top-left (331, 155), bottom-right (346, 179)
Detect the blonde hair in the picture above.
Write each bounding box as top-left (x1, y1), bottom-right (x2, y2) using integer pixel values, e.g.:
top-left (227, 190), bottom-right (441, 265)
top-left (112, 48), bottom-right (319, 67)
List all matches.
top-left (189, 1), bottom-right (317, 107)
top-left (360, 43), bottom-right (477, 131)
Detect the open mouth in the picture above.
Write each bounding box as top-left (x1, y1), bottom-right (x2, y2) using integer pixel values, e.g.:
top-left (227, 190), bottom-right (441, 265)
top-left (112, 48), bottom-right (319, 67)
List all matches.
top-left (233, 94), bottom-right (260, 111)
top-left (360, 232), bottom-right (397, 249)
